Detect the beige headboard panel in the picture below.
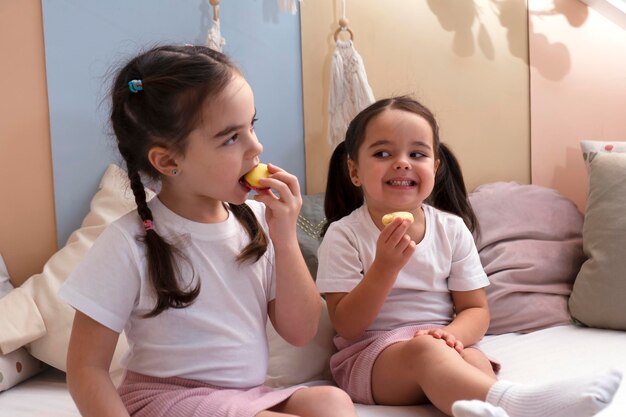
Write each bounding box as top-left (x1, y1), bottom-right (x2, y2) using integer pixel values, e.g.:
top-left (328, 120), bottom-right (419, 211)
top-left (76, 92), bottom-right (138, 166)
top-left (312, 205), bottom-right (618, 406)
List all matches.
top-left (300, 1), bottom-right (530, 194)
top-left (0, 2), bottom-right (57, 286)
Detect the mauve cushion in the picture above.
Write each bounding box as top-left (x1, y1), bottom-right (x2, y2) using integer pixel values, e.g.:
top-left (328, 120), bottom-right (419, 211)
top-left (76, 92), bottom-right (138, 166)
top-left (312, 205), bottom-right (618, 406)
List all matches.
top-left (469, 182), bottom-right (584, 334)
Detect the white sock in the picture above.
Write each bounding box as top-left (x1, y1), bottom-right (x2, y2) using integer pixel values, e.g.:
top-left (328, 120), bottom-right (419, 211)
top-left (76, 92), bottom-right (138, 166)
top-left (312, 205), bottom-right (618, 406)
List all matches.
top-left (452, 400), bottom-right (510, 417)
top-left (486, 369), bottom-right (623, 417)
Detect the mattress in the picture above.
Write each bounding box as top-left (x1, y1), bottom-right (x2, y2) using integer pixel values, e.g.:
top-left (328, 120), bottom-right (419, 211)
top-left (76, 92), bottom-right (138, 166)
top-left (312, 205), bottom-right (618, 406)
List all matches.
top-left (1, 325), bottom-right (625, 417)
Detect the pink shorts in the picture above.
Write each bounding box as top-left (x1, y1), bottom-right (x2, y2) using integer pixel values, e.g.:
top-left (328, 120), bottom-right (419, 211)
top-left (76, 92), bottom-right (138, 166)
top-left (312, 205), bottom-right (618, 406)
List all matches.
top-left (118, 371), bottom-right (305, 417)
top-left (330, 325), bottom-right (500, 405)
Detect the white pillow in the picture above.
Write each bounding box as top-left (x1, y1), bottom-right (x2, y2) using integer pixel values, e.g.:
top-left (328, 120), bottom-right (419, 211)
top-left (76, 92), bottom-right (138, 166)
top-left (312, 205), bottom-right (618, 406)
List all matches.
top-left (0, 164), bottom-right (155, 373)
top-left (265, 298), bottom-right (335, 388)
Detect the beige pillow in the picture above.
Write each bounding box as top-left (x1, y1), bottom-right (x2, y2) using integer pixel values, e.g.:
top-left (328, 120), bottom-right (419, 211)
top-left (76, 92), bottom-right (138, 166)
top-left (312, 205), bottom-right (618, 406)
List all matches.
top-left (0, 164), bottom-right (155, 372)
top-left (569, 153), bottom-right (626, 330)
top-left (265, 297), bottom-right (335, 388)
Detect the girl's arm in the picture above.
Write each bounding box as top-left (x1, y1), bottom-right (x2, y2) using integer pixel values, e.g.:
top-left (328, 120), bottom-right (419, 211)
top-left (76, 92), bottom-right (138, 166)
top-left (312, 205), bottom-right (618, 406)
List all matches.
top-left (254, 164), bottom-right (321, 347)
top-left (445, 288), bottom-right (490, 347)
top-left (267, 235), bottom-right (321, 346)
top-left (416, 288), bottom-right (490, 350)
top-left (325, 218), bottom-right (415, 341)
top-left (66, 311), bottom-right (130, 417)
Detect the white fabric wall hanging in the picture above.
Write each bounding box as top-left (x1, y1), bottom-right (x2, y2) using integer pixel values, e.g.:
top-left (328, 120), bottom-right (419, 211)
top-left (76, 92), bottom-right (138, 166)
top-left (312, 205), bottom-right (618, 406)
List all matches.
top-left (328, 0), bottom-right (375, 151)
top-left (207, 0), bottom-right (226, 52)
top-left (278, 0), bottom-right (302, 15)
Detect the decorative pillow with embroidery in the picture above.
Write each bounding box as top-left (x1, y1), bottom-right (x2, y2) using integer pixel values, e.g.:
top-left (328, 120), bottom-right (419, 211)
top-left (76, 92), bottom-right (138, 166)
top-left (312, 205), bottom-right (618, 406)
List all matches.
top-left (580, 140), bottom-right (626, 170)
top-left (0, 254), bottom-right (46, 392)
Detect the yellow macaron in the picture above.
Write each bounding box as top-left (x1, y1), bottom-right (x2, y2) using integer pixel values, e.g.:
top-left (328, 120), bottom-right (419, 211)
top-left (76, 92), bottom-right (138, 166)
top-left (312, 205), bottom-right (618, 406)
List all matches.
top-left (381, 211), bottom-right (414, 226)
top-left (243, 163), bottom-right (270, 190)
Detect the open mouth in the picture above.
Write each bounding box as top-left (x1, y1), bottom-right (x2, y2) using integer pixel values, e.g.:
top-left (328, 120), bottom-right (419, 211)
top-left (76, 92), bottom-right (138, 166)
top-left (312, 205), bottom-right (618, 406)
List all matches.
top-left (239, 177), bottom-right (252, 189)
top-left (239, 176), bottom-right (268, 192)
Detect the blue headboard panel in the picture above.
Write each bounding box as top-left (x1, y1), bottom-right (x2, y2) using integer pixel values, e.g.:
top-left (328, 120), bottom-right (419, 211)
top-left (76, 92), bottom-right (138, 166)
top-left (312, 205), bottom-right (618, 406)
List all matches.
top-left (42, 0), bottom-right (305, 246)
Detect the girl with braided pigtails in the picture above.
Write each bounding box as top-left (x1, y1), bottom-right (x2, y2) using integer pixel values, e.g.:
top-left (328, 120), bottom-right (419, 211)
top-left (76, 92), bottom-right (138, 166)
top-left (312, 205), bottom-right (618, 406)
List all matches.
top-left (59, 44), bottom-right (357, 417)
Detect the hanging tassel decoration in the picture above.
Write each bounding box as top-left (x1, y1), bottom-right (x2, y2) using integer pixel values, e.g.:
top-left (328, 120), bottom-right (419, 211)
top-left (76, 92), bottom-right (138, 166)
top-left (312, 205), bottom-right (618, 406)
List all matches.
top-left (207, 0), bottom-right (226, 52)
top-left (328, 7), bottom-right (374, 151)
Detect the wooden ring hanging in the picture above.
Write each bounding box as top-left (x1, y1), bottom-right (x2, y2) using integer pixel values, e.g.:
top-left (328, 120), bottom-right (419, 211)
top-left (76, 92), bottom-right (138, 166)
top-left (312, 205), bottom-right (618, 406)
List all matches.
top-left (333, 17), bottom-right (354, 42)
top-left (209, 0), bottom-right (220, 22)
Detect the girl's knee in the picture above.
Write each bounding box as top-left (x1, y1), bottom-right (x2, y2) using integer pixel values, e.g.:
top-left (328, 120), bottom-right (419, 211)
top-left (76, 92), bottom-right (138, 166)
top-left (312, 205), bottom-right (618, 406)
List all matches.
top-left (391, 336), bottom-right (453, 371)
top-left (405, 334), bottom-right (449, 355)
top-left (309, 385), bottom-right (353, 404)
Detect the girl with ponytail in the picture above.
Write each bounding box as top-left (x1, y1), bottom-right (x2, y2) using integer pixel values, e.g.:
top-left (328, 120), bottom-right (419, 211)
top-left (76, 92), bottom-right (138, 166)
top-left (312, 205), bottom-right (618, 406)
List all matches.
top-left (59, 44), bottom-right (356, 417)
top-left (316, 96), bottom-right (620, 417)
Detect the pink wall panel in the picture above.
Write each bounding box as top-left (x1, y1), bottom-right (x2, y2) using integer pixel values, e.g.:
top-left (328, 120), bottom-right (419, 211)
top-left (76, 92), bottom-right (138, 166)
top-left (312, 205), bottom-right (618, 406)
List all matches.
top-left (529, 0), bottom-right (626, 212)
top-left (0, 0), bottom-right (57, 286)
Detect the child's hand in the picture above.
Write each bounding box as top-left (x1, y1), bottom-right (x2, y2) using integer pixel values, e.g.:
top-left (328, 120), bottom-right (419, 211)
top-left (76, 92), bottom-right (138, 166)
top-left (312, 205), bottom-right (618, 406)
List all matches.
top-left (373, 217), bottom-right (416, 274)
top-left (415, 328), bottom-right (464, 353)
top-left (252, 163), bottom-right (302, 243)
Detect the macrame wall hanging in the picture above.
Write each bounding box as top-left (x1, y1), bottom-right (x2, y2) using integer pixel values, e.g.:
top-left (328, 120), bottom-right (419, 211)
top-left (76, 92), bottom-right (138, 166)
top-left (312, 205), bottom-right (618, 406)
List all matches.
top-left (328, 0), bottom-right (375, 151)
top-left (207, 0), bottom-right (226, 52)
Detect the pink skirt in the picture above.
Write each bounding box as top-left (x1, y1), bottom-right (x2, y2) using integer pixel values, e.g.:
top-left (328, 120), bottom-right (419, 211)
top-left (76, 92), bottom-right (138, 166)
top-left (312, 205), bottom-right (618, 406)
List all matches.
top-left (118, 371), bottom-right (305, 417)
top-left (330, 325), bottom-right (501, 405)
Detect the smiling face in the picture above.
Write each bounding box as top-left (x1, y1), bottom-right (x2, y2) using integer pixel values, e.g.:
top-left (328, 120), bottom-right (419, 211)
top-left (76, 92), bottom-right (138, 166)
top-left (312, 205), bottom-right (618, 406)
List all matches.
top-left (348, 108), bottom-right (439, 220)
top-left (156, 74), bottom-right (263, 221)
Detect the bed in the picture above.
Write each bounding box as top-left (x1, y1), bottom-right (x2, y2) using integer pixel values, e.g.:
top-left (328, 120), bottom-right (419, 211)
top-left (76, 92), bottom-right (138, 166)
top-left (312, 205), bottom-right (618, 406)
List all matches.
top-left (1, 325), bottom-right (625, 416)
top-left (1, 148), bottom-right (626, 416)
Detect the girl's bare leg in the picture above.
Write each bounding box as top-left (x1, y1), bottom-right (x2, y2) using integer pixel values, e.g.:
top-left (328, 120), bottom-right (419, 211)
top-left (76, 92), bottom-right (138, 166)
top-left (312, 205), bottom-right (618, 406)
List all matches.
top-left (371, 335), bottom-right (497, 416)
top-left (257, 385), bottom-right (358, 417)
top-left (373, 337), bottom-right (623, 417)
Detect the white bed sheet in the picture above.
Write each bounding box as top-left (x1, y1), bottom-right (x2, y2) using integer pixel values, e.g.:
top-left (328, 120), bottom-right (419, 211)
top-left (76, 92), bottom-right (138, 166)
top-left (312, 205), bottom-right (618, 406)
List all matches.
top-left (356, 325), bottom-right (626, 417)
top-left (1, 325), bottom-right (624, 417)
top-left (0, 367), bottom-right (78, 417)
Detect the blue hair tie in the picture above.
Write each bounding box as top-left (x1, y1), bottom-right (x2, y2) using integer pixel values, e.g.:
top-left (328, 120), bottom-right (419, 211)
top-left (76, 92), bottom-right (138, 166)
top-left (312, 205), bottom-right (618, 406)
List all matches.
top-left (128, 79), bottom-right (143, 93)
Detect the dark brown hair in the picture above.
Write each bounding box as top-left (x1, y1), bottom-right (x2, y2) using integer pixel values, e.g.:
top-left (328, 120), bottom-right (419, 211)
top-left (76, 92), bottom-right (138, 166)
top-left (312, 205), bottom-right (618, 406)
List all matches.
top-left (110, 44), bottom-right (267, 317)
top-left (322, 95), bottom-right (477, 236)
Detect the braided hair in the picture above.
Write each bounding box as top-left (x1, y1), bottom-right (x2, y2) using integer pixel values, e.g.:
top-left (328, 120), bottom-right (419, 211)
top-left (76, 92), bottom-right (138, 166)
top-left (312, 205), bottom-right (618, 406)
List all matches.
top-left (110, 45), bottom-right (267, 317)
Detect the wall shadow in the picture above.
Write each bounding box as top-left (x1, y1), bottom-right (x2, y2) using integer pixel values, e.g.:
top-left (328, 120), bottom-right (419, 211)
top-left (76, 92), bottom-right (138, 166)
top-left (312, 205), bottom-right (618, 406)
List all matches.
top-left (425, 0), bottom-right (589, 81)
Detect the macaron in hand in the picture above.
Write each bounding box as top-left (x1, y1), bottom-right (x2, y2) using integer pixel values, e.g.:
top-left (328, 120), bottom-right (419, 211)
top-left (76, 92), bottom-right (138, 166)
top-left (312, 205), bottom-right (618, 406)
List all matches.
top-left (242, 163), bottom-right (270, 191)
top-left (381, 211), bottom-right (414, 226)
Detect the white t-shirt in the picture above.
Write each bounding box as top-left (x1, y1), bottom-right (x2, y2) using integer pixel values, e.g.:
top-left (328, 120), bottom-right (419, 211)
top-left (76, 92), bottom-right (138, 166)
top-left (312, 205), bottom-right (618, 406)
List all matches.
top-left (316, 204), bottom-right (488, 331)
top-left (59, 198), bottom-right (275, 388)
